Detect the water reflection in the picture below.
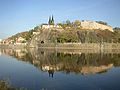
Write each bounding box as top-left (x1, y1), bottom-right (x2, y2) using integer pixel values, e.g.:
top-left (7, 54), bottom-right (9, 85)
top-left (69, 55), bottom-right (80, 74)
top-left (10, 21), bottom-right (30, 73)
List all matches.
top-left (1, 48), bottom-right (120, 76)
top-left (0, 80), bottom-right (26, 90)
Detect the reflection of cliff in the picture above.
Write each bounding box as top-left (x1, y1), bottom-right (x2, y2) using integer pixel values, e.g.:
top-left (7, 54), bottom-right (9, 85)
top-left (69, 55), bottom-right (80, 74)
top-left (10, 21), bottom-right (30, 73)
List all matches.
top-left (1, 49), bottom-right (120, 74)
top-left (81, 64), bottom-right (113, 75)
top-left (0, 49), bottom-right (27, 59)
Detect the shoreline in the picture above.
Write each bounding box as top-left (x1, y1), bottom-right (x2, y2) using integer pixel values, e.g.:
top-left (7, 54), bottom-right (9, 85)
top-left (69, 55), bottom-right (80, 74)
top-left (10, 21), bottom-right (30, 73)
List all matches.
top-left (30, 43), bottom-right (120, 50)
top-left (1, 43), bottom-right (120, 50)
top-left (0, 44), bottom-right (26, 49)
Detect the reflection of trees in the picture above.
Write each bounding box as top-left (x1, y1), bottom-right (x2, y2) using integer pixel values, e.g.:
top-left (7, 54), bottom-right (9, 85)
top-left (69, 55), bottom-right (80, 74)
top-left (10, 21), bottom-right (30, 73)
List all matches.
top-left (0, 80), bottom-right (26, 90)
top-left (1, 49), bottom-right (120, 74)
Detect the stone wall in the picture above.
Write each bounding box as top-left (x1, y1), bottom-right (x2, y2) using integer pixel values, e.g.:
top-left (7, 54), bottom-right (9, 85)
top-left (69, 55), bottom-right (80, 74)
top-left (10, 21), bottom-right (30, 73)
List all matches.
top-left (81, 20), bottom-right (113, 32)
top-left (41, 24), bottom-right (62, 29)
top-left (38, 43), bottom-right (120, 50)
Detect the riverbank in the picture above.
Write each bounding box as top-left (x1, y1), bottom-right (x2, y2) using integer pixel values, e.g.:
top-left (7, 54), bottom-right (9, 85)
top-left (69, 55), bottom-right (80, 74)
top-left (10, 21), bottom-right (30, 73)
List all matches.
top-left (1, 43), bottom-right (120, 50)
top-left (37, 43), bottom-right (120, 50)
top-left (0, 44), bottom-right (26, 49)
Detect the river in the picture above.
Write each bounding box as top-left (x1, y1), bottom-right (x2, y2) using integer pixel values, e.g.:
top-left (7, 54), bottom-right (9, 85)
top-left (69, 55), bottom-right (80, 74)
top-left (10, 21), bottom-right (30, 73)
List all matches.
top-left (0, 48), bottom-right (120, 90)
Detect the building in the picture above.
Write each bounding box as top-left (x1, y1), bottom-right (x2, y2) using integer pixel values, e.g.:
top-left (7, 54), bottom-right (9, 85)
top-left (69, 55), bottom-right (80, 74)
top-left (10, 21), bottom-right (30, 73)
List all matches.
top-left (1, 39), bottom-right (12, 45)
top-left (0, 39), bottom-right (2, 44)
top-left (16, 37), bottom-right (26, 45)
top-left (41, 24), bottom-right (62, 29)
top-left (48, 15), bottom-right (54, 25)
top-left (41, 15), bottom-right (63, 30)
top-left (33, 31), bottom-right (40, 35)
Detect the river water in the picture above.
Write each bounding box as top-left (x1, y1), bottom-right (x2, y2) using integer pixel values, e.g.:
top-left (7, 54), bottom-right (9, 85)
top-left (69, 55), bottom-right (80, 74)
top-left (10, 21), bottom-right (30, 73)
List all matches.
top-left (0, 48), bottom-right (120, 90)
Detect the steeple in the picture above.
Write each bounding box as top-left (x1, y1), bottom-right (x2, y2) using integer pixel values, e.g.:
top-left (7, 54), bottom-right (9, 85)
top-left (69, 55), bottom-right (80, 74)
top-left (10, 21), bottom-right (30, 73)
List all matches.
top-left (51, 15), bottom-right (54, 25)
top-left (48, 16), bottom-right (51, 25)
top-left (48, 15), bottom-right (54, 25)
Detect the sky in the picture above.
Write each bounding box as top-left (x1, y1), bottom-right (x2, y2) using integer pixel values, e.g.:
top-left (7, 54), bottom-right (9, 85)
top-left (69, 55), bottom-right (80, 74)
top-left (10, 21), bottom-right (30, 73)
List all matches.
top-left (0, 0), bottom-right (120, 39)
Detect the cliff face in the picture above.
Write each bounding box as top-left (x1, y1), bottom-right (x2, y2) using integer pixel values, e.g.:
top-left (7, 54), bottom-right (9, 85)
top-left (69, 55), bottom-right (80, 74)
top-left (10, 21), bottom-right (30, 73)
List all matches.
top-left (29, 29), bottom-right (52, 47)
top-left (28, 28), bottom-right (115, 48)
top-left (81, 20), bottom-right (113, 32)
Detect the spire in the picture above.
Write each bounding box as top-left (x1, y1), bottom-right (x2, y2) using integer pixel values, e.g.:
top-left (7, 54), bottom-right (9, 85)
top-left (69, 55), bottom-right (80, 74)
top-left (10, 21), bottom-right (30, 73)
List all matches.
top-left (48, 16), bottom-right (51, 25)
top-left (51, 15), bottom-right (54, 25)
top-left (48, 15), bottom-right (54, 25)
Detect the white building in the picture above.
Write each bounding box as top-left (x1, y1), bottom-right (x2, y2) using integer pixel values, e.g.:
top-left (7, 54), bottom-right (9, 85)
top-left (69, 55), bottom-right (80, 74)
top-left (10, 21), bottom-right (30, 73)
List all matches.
top-left (16, 37), bottom-right (26, 45)
top-left (33, 31), bottom-right (40, 35)
top-left (0, 39), bottom-right (2, 44)
top-left (41, 24), bottom-right (63, 29)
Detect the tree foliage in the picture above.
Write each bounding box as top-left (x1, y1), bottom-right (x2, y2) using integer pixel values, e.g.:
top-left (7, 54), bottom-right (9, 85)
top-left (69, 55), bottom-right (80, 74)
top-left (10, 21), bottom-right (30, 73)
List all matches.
top-left (96, 21), bottom-right (108, 25)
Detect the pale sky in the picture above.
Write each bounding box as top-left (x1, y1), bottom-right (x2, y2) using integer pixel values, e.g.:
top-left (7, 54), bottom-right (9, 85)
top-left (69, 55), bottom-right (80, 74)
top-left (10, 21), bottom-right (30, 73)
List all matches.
top-left (0, 0), bottom-right (120, 39)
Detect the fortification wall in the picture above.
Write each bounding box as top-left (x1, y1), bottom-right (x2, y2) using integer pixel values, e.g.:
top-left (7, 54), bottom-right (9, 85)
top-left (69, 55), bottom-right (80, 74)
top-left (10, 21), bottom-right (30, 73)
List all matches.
top-left (81, 21), bottom-right (113, 32)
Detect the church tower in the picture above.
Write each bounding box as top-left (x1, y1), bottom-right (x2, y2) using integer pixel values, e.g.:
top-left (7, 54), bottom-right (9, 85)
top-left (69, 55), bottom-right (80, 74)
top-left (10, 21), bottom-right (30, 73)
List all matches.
top-left (51, 15), bottom-right (54, 25)
top-left (48, 16), bottom-right (51, 25)
top-left (48, 15), bottom-right (54, 25)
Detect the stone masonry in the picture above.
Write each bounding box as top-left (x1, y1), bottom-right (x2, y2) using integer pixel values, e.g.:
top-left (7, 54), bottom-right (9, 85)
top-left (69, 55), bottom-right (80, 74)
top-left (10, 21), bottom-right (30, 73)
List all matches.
top-left (81, 20), bottom-right (113, 32)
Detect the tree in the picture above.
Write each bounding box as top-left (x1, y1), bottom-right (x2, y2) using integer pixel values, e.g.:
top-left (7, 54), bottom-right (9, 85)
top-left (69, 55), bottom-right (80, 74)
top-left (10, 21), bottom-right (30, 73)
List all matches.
top-left (73, 20), bottom-right (81, 29)
top-left (34, 26), bottom-right (39, 30)
top-left (114, 27), bottom-right (120, 30)
top-left (96, 21), bottom-right (108, 25)
top-left (66, 20), bottom-right (71, 25)
top-left (74, 20), bottom-right (81, 26)
top-left (25, 31), bottom-right (33, 40)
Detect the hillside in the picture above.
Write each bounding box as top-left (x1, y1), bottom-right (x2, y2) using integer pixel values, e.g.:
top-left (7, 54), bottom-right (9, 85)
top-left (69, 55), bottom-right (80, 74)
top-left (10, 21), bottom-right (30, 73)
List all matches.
top-left (29, 28), bottom-right (120, 47)
top-left (2, 20), bottom-right (120, 47)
